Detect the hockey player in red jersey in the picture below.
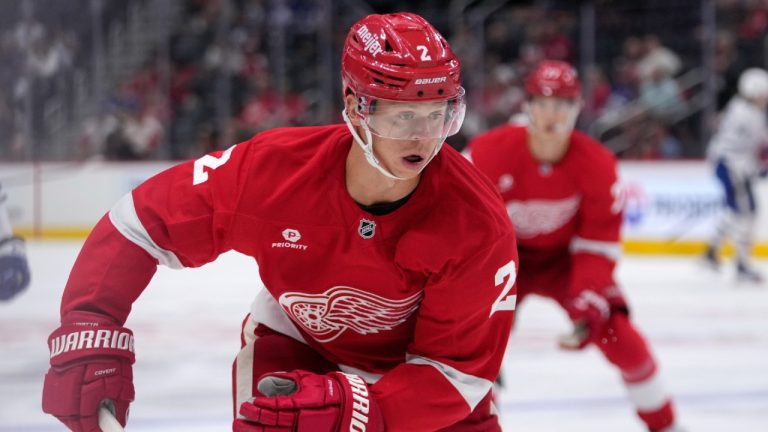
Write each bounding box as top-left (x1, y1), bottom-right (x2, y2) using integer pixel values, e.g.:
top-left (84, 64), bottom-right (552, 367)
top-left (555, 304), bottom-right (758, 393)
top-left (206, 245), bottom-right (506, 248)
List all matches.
top-left (41, 13), bottom-right (518, 432)
top-left (466, 60), bottom-right (683, 432)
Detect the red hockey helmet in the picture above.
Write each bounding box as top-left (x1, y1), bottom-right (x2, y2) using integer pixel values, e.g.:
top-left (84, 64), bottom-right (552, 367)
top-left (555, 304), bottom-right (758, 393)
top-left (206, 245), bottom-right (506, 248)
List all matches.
top-left (342, 13), bottom-right (462, 102)
top-left (525, 60), bottom-right (581, 100)
top-left (341, 13), bottom-right (465, 180)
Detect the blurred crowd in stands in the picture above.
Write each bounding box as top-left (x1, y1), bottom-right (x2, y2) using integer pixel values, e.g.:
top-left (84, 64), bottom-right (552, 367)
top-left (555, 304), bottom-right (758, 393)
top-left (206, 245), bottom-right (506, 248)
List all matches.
top-left (0, 0), bottom-right (140, 160)
top-left (2, 0), bottom-right (768, 162)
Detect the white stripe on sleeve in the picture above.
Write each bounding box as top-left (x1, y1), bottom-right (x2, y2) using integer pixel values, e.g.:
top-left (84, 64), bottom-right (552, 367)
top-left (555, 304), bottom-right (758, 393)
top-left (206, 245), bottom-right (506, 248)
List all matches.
top-left (570, 236), bottom-right (622, 261)
top-left (109, 192), bottom-right (184, 269)
top-left (337, 364), bottom-right (384, 385)
top-left (406, 354), bottom-right (493, 410)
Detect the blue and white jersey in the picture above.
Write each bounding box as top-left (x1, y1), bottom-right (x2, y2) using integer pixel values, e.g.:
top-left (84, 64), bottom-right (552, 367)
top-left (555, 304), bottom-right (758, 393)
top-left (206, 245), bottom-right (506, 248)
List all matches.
top-left (707, 96), bottom-right (768, 178)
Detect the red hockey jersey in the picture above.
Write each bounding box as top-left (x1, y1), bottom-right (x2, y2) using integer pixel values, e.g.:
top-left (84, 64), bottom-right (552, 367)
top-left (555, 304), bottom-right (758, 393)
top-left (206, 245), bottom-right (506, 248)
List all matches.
top-left (467, 124), bottom-right (622, 297)
top-left (60, 124), bottom-right (518, 431)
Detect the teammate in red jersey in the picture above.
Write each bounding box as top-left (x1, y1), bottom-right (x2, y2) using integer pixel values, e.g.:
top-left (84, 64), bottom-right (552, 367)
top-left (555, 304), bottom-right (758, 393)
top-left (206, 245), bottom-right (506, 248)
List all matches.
top-left (466, 60), bottom-right (683, 432)
top-left (41, 13), bottom-right (518, 432)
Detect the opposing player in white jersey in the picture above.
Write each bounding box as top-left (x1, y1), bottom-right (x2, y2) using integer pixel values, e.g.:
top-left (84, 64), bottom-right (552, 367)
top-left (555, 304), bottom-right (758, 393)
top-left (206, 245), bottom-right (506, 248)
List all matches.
top-left (704, 67), bottom-right (768, 283)
top-left (41, 13), bottom-right (519, 432)
top-left (0, 181), bottom-right (30, 301)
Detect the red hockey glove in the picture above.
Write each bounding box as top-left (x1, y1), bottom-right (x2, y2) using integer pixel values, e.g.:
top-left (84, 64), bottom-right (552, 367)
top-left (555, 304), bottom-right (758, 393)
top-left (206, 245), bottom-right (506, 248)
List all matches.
top-left (234, 370), bottom-right (384, 432)
top-left (42, 311), bottom-right (135, 432)
top-left (559, 289), bottom-right (611, 350)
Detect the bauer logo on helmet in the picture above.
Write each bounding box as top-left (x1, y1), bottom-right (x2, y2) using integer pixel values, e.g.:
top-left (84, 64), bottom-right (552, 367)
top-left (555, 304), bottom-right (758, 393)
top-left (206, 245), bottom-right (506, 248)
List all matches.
top-left (414, 77), bottom-right (447, 85)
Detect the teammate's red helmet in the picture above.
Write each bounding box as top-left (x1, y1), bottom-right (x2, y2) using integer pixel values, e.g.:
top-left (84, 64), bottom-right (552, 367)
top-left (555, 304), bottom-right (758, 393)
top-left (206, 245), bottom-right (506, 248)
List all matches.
top-left (525, 60), bottom-right (581, 100)
top-left (342, 13), bottom-right (462, 101)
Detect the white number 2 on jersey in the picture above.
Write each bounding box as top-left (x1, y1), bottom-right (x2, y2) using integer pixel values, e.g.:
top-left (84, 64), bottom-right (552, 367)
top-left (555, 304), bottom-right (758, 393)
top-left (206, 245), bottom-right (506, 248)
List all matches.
top-left (193, 145), bottom-right (237, 185)
top-left (490, 260), bottom-right (517, 316)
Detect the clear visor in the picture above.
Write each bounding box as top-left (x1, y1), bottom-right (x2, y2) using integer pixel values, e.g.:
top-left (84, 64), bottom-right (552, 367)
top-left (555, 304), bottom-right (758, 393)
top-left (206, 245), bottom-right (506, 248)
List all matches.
top-left (357, 88), bottom-right (466, 141)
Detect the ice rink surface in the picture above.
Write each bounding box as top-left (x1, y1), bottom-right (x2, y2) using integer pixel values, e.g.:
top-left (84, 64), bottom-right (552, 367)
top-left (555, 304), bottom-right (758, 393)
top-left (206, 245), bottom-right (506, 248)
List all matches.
top-left (1, 241), bottom-right (767, 431)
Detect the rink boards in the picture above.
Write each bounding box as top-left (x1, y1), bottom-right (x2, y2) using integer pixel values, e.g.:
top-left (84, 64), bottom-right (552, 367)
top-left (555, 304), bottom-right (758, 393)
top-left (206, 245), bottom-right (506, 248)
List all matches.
top-left (2, 160), bottom-right (767, 255)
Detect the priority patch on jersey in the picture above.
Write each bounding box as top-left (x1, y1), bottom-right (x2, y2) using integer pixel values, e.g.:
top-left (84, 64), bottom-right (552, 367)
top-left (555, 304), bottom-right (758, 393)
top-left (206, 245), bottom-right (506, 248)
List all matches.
top-left (272, 227), bottom-right (309, 251)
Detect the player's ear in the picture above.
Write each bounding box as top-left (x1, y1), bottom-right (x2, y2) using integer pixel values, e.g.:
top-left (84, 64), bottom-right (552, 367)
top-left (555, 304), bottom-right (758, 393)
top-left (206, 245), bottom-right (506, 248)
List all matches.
top-left (574, 97), bottom-right (585, 114)
top-left (344, 93), bottom-right (362, 127)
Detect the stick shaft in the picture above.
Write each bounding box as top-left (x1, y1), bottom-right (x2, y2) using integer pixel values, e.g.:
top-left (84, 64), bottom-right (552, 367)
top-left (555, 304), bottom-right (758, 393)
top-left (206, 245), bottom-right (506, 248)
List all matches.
top-left (98, 406), bottom-right (125, 432)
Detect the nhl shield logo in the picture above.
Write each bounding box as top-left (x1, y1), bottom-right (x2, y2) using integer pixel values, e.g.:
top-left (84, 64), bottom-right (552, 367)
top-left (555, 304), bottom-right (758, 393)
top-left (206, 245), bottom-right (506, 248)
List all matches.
top-left (358, 219), bottom-right (376, 239)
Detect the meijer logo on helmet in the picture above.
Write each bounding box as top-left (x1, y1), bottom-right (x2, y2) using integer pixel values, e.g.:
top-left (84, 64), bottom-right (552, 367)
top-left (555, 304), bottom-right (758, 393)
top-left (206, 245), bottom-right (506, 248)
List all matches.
top-left (356, 25), bottom-right (383, 57)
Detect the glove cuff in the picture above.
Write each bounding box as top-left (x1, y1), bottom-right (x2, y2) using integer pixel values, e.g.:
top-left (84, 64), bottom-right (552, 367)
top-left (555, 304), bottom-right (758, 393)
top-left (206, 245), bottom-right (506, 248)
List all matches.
top-left (332, 372), bottom-right (384, 432)
top-left (49, 311), bottom-right (135, 366)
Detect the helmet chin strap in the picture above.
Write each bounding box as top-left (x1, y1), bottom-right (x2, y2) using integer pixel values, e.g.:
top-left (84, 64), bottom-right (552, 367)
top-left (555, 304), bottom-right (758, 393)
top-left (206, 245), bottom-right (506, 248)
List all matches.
top-left (343, 109), bottom-right (407, 181)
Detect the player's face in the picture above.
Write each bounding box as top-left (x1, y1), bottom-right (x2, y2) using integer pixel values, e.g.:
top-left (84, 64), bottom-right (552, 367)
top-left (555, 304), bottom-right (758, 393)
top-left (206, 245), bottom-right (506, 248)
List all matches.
top-left (370, 132), bottom-right (442, 179)
top-left (527, 96), bottom-right (581, 162)
top-left (366, 100), bottom-right (448, 179)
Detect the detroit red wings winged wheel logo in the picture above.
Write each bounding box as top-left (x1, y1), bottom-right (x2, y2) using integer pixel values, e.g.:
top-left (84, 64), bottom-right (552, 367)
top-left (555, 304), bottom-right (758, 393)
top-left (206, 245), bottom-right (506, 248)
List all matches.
top-left (506, 195), bottom-right (581, 239)
top-left (278, 287), bottom-right (423, 342)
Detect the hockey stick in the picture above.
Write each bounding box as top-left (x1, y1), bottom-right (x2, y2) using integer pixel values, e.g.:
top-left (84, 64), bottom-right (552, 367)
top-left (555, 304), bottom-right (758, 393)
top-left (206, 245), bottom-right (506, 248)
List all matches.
top-left (98, 404), bottom-right (125, 432)
top-left (664, 207), bottom-right (713, 244)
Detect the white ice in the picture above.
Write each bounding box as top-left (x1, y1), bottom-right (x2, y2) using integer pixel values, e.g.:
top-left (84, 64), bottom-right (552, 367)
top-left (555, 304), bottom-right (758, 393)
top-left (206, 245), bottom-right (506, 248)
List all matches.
top-left (1, 241), bottom-right (767, 431)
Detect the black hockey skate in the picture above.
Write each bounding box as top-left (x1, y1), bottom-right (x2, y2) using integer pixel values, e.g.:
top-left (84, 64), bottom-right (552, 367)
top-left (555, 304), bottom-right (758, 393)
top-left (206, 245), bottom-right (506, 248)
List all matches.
top-left (702, 246), bottom-right (720, 270)
top-left (736, 262), bottom-right (764, 284)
